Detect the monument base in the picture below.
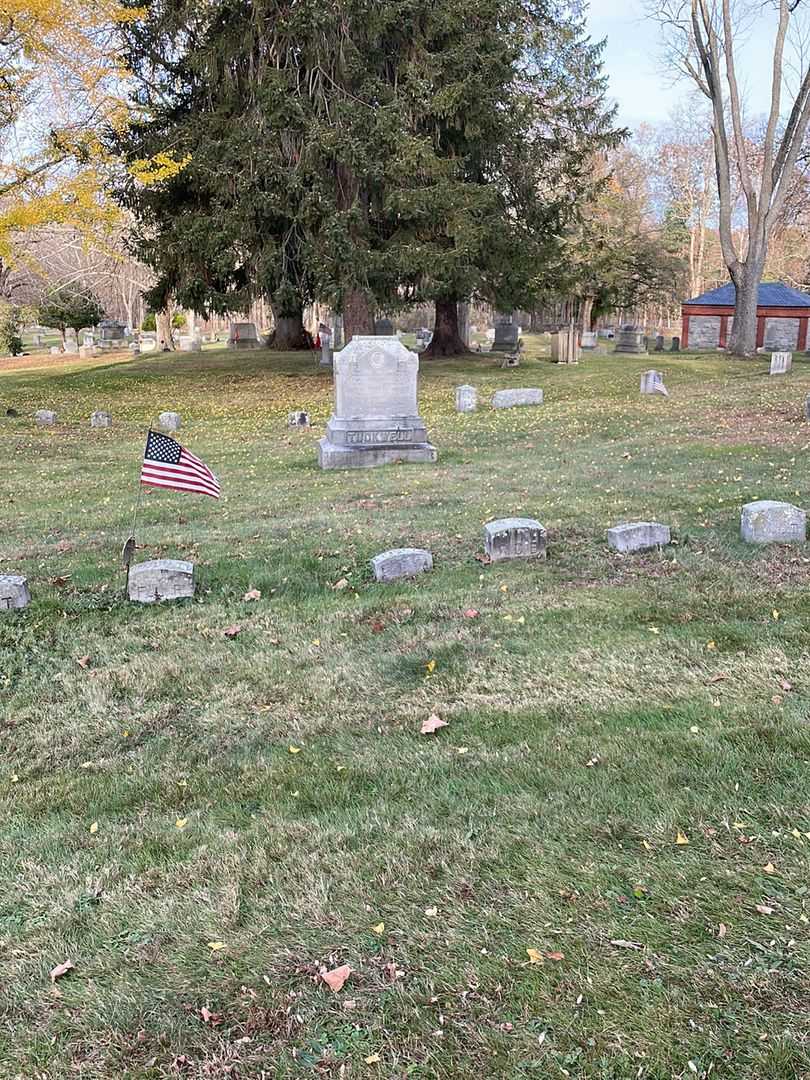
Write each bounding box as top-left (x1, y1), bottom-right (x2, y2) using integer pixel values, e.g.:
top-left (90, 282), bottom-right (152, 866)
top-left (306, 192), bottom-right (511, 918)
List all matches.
top-left (228, 340), bottom-right (262, 351)
top-left (318, 438), bottom-right (437, 470)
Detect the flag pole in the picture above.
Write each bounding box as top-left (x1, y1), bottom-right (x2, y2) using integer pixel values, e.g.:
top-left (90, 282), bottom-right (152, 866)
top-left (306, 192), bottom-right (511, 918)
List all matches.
top-left (122, 428), bottom-right (150, 596)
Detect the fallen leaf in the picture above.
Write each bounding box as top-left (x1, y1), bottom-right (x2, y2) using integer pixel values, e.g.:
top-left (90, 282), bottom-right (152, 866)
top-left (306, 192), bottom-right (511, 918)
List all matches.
top-left (175, 818), bottom-right (188, 830)
top-left (424, 906), bottom-right (438, 917)
top-left (321, 964), bottom-right (351, 992)
top-left (463, 608), bottom-right (480, 619)
top-left (718, 923), bottom-right (727, 938)
top-left (333, 578), bottom-right (349, 591)
top-left (207, 941), bottom-right (226, 951)
top-left (89, 821), bottom-right (98, 834)
top-left (421, 714), bottom-right (448, 735)
top-left (77, 655), bottom-right (91, 669)
top-left (763, 862), bottom-right (777, 874)
top-left (425, 659), bottom-right (436, 674)
top-left (223, 625), bottom-right (242, 639)
top-left (526, 948), bottom-right (544, 964)
top-left (50, 960), bottom-right (74, 983)
top-left (675, 831), bottom-right (689, 846)
top-left (755, 904), bottom-right (774, 915)
top-left (371, 922), bottom-right (385, 934)
top-left (311, 638), bottom-right (320, 647)
top-left (370, 619), bottom-right (386, 633)
top-left (545, 951), bottom-right (565, 962)
top-left (288, 746), bottom-right (302, 754)
top-left (365, 1054), bottom-right (381, 1065)
top-left (243, 589), bottom-right (261, 602)
top-left (779, 678), bottom-right (793, 691)
top-left (610, 939), bottom-right (644, 950)
top-left (200, 1006), bottom-right (222, 1025)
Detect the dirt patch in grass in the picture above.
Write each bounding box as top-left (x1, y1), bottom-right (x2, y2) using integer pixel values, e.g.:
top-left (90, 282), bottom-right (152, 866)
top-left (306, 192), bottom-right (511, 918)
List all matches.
top-left (749, 547), bottom-right (810, 586)
top-left (700, 405), bottom-right (810, 446)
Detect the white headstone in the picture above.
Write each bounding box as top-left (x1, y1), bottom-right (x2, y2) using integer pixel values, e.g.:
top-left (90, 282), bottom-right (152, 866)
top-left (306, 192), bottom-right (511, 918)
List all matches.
top-left (640, 370), bottom-right (668, 396)
top-left (484, 518), bottom-right (547, 562)
top-left (35, 410), bottom-right (57, 426)
top-left (740, 500), bottom-right (806, 544)
top-left (91, 410), bottom-right (112, 428)
top-left (318, 336), bottom-right (437, 469)
top-left (158, 411), bottom-right (181, 432)
top-left (607, 522), bottom-right (671, 553)
top-left (128, 560), bottom-right (195, 603)
top-left (228, 322), bottom-right (262, 350)
top-left (371, 548), bottom-right (433, 582)
top-left (0, 574), bottom-right (31, 611)
top-left (456, 385), bottom-right (477, 413)
top-left (770, 352), bottom-right (792, 375)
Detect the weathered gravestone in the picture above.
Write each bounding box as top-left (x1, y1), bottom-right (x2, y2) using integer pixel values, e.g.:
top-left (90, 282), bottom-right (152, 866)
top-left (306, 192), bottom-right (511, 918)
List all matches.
top-left (319, 325), bottom-right (333, 368)
top-left (228, 322), bottom-right (262, 351)
top-left (374, 317), bottom-right (394, 336)
top-left (770, 351), bottom-right (792, 375)
top-left (607, 521), bottom-right (672, 553)
top-left (99, 320), bottom-right (127, 349)
top-left (640, 370), bottom-right (668, 396)
top-left (484, 518), bottom-right (547, 562)
top-left (288, 411), bottom-right (311, 428)
top-left (371, 548), bottom-right (433, 582)
top-left (655, 335), bottom-right (665, 352)
top-left (63, 329), bottom-right (79, 355)
top-left (492, 388), bottom-right (543, 409)
top-left (492, 317), bottom-right (520, 352)
top-left (0, 575), bottom-right (31, 611)
top-left (456, 385), bottom-right (477, 413)
top-left (318, 336), bottom-right (437, 469)
top-left (128, 560), bottom-right (195, 603)
top-left (581, 331), bottom-right (598, 350)
top-left (670, 337), bottom-right (681, 352)
top-left (614, 327), bottom-right (647, 354)
top-left (740, 500), bottom-right (806, 545)
top-left (91, 410), bottom-right (112, 428)
top-left (35, 410), bottom-right (56, 426)
top-left (179, 335), bottom-right (202, 353)
top-left (158, 411), bottom-right (181, 432)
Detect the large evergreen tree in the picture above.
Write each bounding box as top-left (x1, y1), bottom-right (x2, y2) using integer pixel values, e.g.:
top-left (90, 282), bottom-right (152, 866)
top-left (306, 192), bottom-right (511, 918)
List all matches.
top-left (115, 0), bottom-right (621, 350)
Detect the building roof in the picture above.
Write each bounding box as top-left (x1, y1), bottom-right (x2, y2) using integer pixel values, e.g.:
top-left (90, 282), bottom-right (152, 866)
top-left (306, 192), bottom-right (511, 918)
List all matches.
top-left (683, 282), bottom-right (810, 308)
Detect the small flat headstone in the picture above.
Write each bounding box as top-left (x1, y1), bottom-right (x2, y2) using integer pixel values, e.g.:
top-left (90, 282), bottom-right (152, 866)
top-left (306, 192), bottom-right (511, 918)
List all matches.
top-left (670, 337), bottom-right (680, 352)
top-left (491, 388), bottom-right (543, 409)
top-left (0, 574), bottom-right (31, 611)
top-left (640, 370), bottom-right (668, 396)
top-left (581, 331), bottom-right (598, 350)
top-left (484, 518), bottom-right (547, 562)
top-left (128, 559), bottom-right (195, 603)
top-left (770, 352), bottom-right (792, 375)
top-left (91, 410), bottom-right (111, 428)
top-left (607, 521), bottom-right (671, 553)
top-left (35, 410), bottom-right (56, 426)
top-left (371, 548), bottom-right (433, 582)
top-left (456, 385), bottom-right (477, 413)
top-left (288, 410), bottom-right (311, 428)
top-left (655, 335), bottom-right (665, 352)
top-left (158, 411), bottom-right (181, 432)
top-left (740, 500), bottom-right (806, 545)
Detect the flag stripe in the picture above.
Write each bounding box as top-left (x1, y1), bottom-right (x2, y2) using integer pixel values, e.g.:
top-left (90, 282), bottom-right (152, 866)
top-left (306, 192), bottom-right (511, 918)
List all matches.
top-left (141, 468), bottom-right (221, 496)
top-left (141, 476), bottom-right (220, 497)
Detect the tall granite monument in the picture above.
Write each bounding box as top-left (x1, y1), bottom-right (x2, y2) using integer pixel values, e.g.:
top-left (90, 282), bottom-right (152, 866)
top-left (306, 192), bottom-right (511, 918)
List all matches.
top-left (318, 336), bottom-right (437, 469)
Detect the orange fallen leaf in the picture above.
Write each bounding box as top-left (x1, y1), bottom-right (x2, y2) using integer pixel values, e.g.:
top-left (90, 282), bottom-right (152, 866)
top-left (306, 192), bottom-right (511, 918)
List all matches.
top-left (421, 714), bottom-right (448, 735)
top-left (545, 951), bottom-right (565, 962)
top-left (322, 964), bottom-right (351, 992)
top-left (223, 625), bottom-right (242, 639)
top-left (675, 831), bottom-right (689, 846)
top-left (243, 589), bottom-right (261, 602)
top-left (50, 960), bottom-right (74, 983)
top-left (718, 923), bottom-right (727, 938)
top-left (526, 948), bottom-right (544, 964)
top-left (77, 655), bottom-right (91, 669)
top-left (463, 609), bottom-right (480, 619)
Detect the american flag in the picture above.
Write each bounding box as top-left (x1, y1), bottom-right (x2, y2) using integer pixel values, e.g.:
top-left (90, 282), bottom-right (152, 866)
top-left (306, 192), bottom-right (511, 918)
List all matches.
top-left (140, 430), bottom-right (221, 499)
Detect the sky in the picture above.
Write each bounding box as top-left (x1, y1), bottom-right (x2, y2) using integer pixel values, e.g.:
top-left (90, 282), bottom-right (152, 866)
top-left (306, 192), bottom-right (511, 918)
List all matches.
top-left (587, 0), bottom-right (784, 134)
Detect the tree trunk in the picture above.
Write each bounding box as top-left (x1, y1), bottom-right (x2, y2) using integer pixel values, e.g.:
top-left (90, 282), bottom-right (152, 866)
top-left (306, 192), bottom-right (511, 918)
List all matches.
top-left (343, 289), bottom-right (374, 341)
top-left (267, 301), bottom-right (312, 350)
top-left (580, 296), bottom-right (595, 333)
top-left (156, 309), bottom-right (175, 351)
top-left (728, 263), bottom-right (763, 358)
top-left (424, 297), bottom-right (469, 358)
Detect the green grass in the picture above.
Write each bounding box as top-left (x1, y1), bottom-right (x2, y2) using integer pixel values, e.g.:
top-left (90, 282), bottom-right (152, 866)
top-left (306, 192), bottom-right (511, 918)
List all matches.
top-left (2, 339), bottom-right (810, 1079)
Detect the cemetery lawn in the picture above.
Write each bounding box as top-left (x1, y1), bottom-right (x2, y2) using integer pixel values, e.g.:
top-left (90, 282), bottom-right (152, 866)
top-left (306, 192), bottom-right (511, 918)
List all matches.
top-left (3, 340), bottom-right (810, 1080)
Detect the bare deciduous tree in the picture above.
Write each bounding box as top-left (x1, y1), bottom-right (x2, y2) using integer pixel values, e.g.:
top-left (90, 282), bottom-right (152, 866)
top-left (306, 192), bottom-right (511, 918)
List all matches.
top-left (651, 0), bottom-right (810, 356)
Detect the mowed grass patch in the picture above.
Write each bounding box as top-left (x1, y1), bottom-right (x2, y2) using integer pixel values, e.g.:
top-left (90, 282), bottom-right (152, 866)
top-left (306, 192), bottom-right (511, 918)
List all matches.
top-left (1, 343), bottom-right (810, 1079)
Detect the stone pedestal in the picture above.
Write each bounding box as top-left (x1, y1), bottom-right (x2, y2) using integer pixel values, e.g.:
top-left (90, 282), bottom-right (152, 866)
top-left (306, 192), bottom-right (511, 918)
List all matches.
top-left (318, 336), bottom-right (437, 470)
top-left (0, 575), bottom-right (31, 611)
top-left (91, 411), bottom-right (112, 428)
top-left (741, 501), bottom-right (806, 544)
top-left (608, 522), bottom-right (671, 553)
top-left (128, 560), bottom-right (195, 603)
top-left (484, 518), bottom-right (547, 561)
top-left (371, 548), bottom-right (433, 582)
